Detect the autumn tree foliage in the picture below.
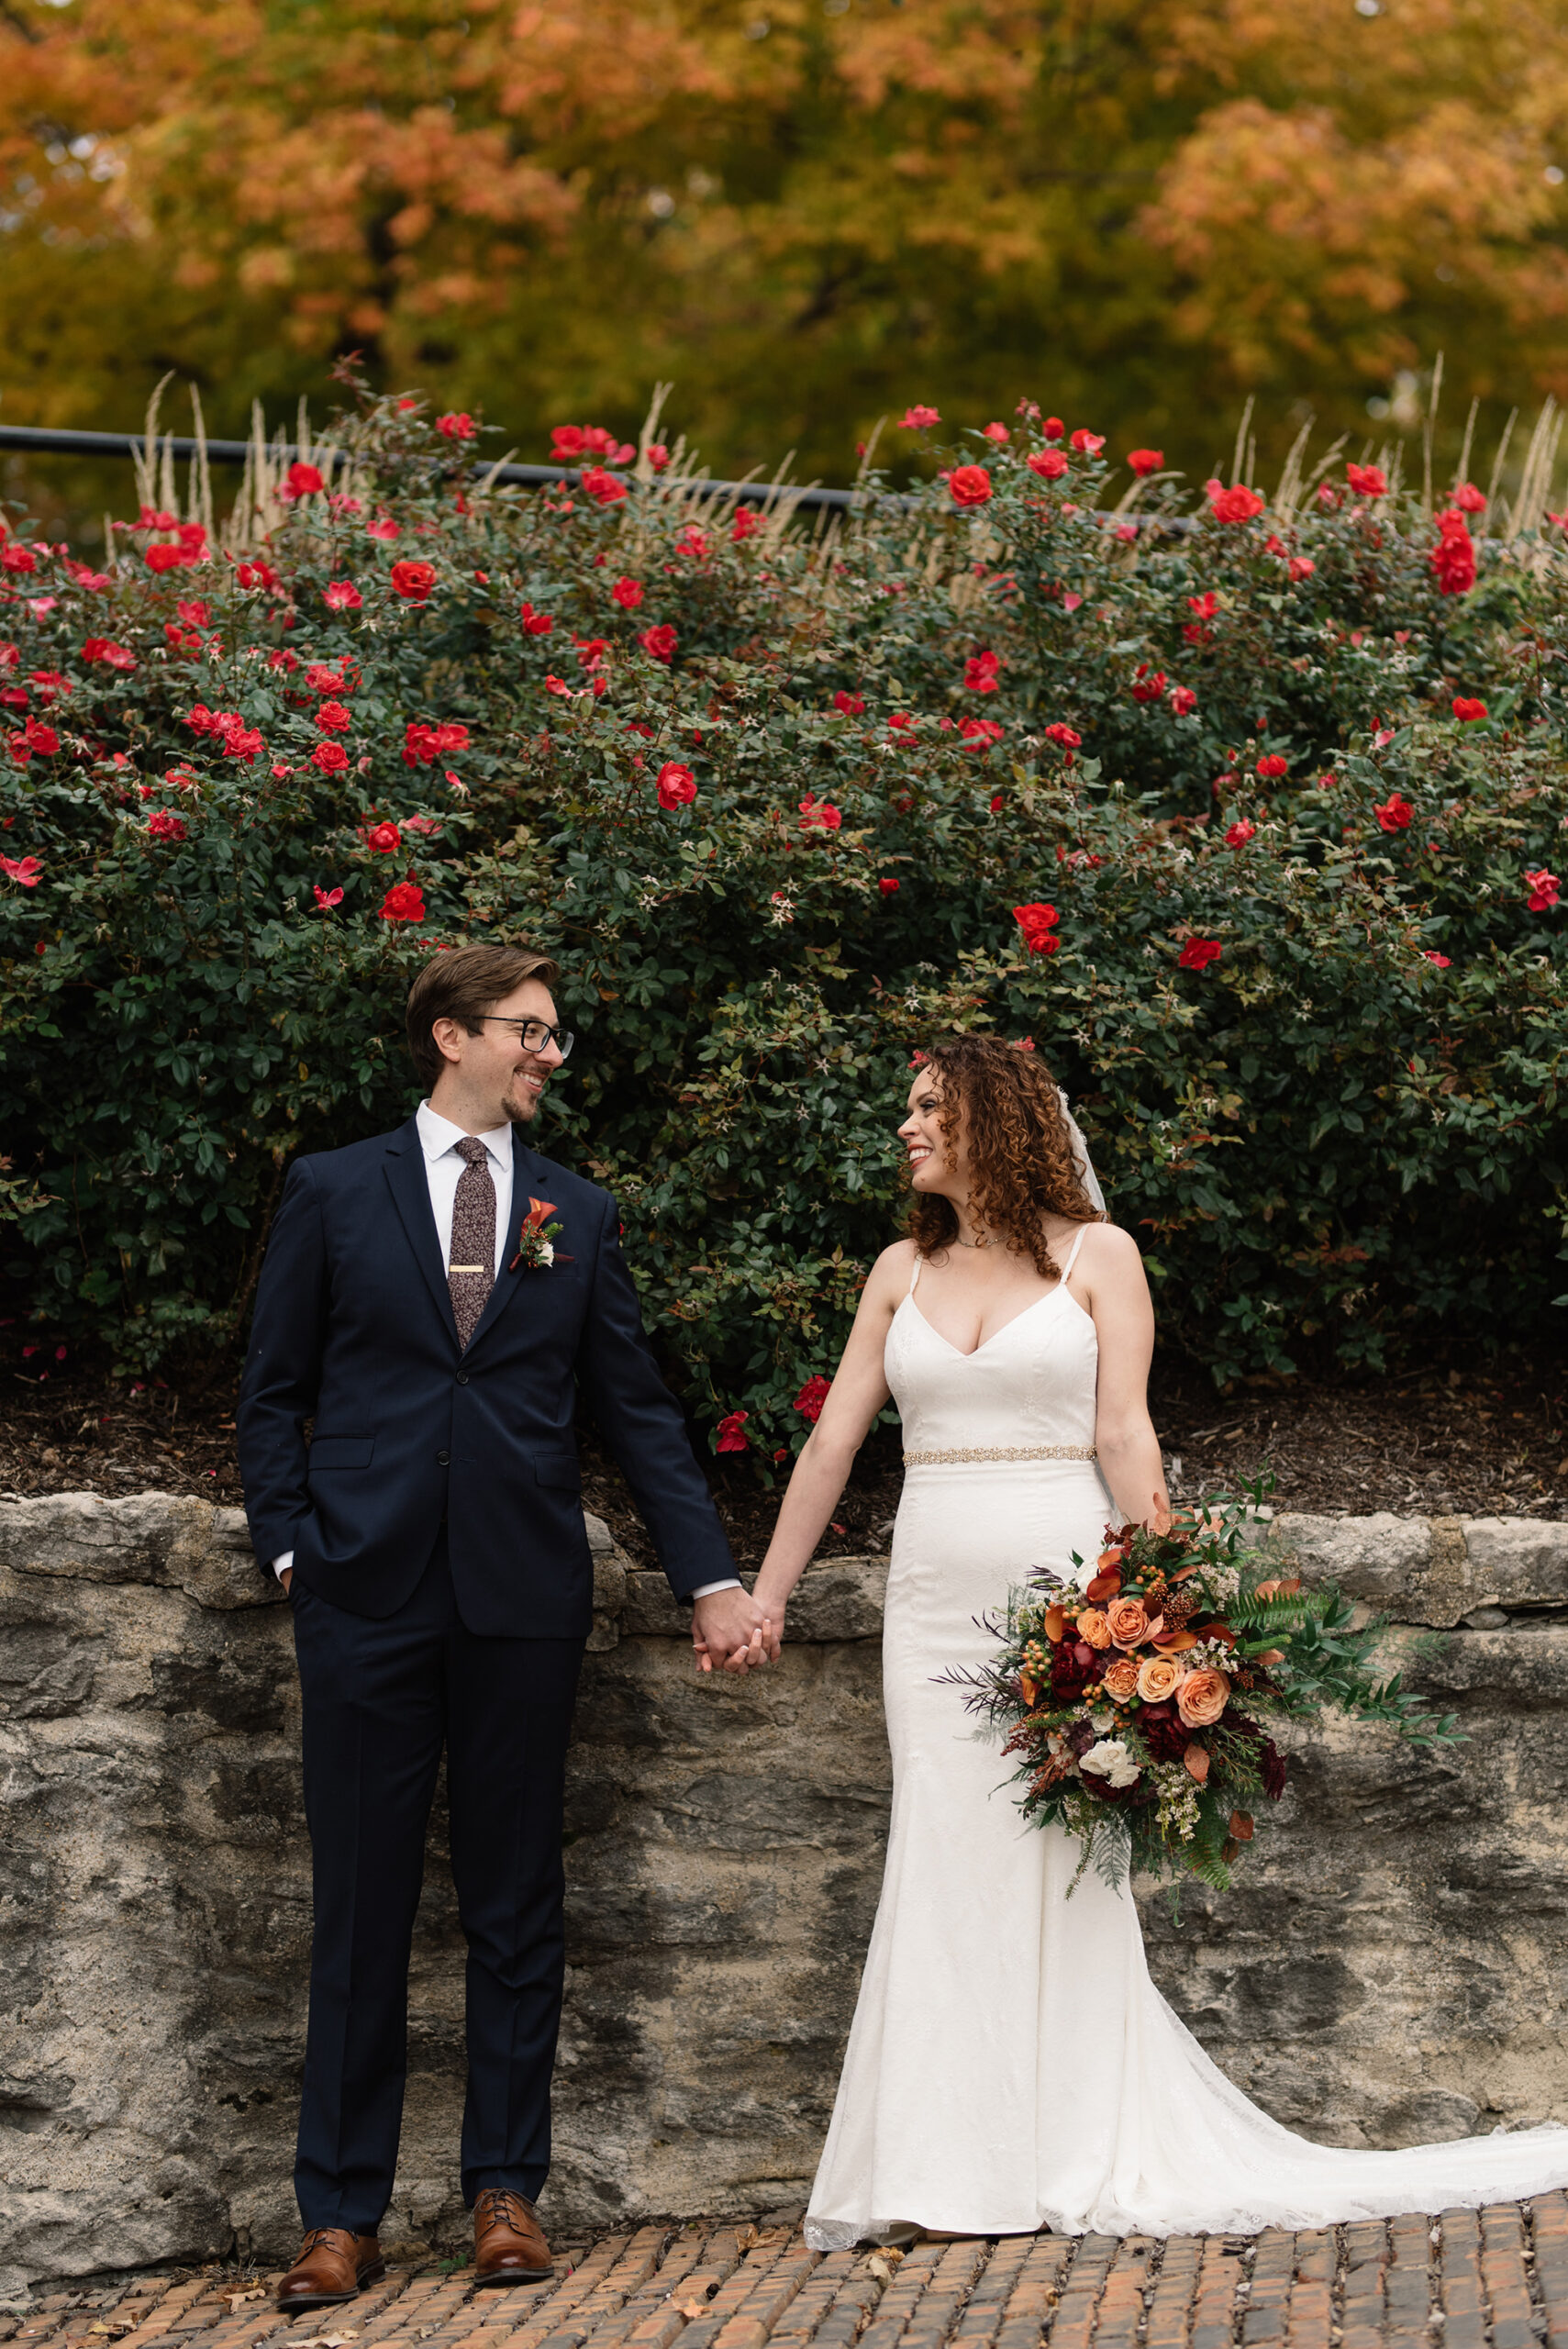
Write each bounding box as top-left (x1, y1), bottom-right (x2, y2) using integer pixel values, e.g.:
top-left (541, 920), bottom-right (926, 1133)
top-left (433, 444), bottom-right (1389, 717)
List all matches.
top-left (3, 0), bottom-right (1568, 482)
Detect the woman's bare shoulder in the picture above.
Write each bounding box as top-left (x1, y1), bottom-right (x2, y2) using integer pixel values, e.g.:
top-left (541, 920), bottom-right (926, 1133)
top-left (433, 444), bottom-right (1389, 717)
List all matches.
top-left (863, 1237), bottom-right (919, 1304)
top-left (1076, 1219), bottom-right (1145, 1270)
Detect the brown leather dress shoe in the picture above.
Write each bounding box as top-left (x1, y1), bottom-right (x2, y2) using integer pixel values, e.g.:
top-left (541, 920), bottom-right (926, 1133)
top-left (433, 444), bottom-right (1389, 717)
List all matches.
top-left (275, 2228), bottom-right (385, 2310)
top-left (473, 2188), bottom-right (552, 2286)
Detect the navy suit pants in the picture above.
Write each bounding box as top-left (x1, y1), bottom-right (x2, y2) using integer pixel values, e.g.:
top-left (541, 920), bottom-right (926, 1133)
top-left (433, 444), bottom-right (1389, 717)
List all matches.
top-left (290, 1537), bottom-right (584, 2230)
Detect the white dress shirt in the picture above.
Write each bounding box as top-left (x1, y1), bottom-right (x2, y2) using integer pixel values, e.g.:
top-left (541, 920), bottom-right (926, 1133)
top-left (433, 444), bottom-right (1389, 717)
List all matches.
top-left (272, 1101), bottom-right (738, 1600)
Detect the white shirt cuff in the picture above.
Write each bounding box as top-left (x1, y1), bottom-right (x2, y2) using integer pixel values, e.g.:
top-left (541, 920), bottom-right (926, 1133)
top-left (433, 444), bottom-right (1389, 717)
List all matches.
top-left (689, 1577), bottom-right (743, 1600)
top-left (272, 1552), bottom-right (294, 1582)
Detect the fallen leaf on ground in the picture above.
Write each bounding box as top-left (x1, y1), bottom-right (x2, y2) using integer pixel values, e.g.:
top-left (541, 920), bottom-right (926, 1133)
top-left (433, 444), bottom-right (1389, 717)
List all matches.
top-left (677, 2302), bottom-right (707, 2321)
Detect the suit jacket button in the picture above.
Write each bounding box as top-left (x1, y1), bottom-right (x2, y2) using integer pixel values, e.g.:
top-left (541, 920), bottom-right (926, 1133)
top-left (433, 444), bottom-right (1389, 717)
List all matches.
top-left (456, 1372), bottom-right (469, 1386)
top-left (437, 1449), bottom-right (450, 1466)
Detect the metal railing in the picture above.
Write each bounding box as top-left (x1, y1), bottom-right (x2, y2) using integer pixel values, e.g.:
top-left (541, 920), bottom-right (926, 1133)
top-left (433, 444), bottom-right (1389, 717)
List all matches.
top-left (0, 421), bottom-right (862, 514)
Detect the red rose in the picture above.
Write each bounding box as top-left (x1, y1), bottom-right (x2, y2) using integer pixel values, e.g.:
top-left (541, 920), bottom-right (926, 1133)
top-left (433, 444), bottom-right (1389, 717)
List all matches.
top-left (1374, 794), bottom-right (1414, 832)
top-left (316, 700), bottom-right (352, 733)
top-left (1, 543), bottom-right (38, 574)
top-left (715, 1408), bottom-right (751, 1453)
top-left (639, 624), bottom-right (678, 662)
top-left (1451, 696), bottom-right (1487, 722)
top-left (0, 853), bottom-right (42, 886)
top-left (1169, 686), bottom-right (1197, 716)
top-left (949, 465), bottom-right (992, 507)
top-left (959, 718), bottom-right (1003, 748)
top-left (313, 885), bottom-right (344, 910)
top-left (1526, 866), bottom-right (1561, 911)
top-left (1178, 937), bottom-right (1222, 971)
top-left (964, 651), bottom-right (1001, 693)
top-left (221, 721), bottom-right (264, 763)
top-left (656, 762), bottom-right (697, 809)
top-left (794, 1374), bottom-right (831, 1420)
top-left (580, 466), bottom-right (627, 507)
top-left (899, 405), bottom-right (940, 429)
top-left (833, 689), bottom-right (865, 716)
top-left (550, 426), bottom-right (585, 459)
top-left (983, 422), bottom-right (1010, 444)
top-left (1042, 417), bottom-right (1064, 440)
top-left (520, 602), bottom-right (554, 634)
top-left (1206, 482), bottom-right (1265, 524)
top-left (732, 508), bottom-right (761, 541)
top-left (379, 880), bottom-right (426, 923)
top-left (1127, 449), bottom-right (1163, 475)
top-left (1012, 901), bottom-right (1060, 954)
top-left (1130, 666), bottom-right (1167, 704)
top-left (145, 544), bottom-right (186, 574)
top-left (1288, 555), bottom-right (1316, 581)
top-left (879, 876), bottom-right (899, 894)
top-left (147, 809), bottom-right (187, 841)
top-left (1430, 511), bottom-right (1475, 596)
top-left (390, 560), bottom-right (437, 602)
top-left (1225, 818), bottom-right (1255, 846)
top-left (325, 580), bottom-right (363, 610)
top-left (1027, 451), bottom-right (1068, 481)
top-left (437, 413), bottom-right (477, 441)
top-left (364, 821), bottom-right (402, 853)
top-left (799, 795), bottom-right (842, 830)
top-left (1424, 951), bottom-right (1451, 966)
top-left (1256, 753), bottom-right (1287, 778)
top-left (611, 576), bottom-right (644, 610)
top-left (1346, 463), bottom-right (1387, 498)
top-left (1043, 722), bottom-right (1081, 749)
top-left (311, 740), bottom-right (350, 774)
top-left (1070, 429), bottom-right (1105, 454)
top-left (284, 462), bottom-right (325, 497)
top-left (1452, 482), bottom-right (1486, 513)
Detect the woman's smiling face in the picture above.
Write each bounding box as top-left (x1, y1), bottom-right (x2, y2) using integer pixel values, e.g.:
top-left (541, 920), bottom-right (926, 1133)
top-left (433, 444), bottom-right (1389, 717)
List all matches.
top-left (897, 1067), bottom-right (967, 1196)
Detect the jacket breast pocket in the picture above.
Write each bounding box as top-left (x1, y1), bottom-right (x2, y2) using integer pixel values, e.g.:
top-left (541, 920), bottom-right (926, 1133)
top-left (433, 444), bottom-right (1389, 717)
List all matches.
top-left (309, 1435), bottom-right (375, 1470)
top-left (532, 1447), bottom-right (582, 1492)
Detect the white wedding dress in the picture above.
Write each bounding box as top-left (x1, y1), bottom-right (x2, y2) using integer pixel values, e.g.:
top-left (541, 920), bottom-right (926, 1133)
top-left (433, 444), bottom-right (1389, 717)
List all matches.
top-left (804, 1235), bottom-right (1568, 2245)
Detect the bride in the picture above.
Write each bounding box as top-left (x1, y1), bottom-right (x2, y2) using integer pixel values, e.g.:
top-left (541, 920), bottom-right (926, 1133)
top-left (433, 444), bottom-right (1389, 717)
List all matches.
top-left (719, 1033), bottom-right (1568, 2244)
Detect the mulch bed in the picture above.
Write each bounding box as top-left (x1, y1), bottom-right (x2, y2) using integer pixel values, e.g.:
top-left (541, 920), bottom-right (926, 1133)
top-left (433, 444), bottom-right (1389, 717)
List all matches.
top-left (3, 1350), bottom-right (1563, 1566)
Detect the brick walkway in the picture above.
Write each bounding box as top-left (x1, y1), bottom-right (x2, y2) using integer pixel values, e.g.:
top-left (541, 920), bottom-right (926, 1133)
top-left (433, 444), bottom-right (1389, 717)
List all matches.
top-left (9, 2199), bottom-right (1568, 2349)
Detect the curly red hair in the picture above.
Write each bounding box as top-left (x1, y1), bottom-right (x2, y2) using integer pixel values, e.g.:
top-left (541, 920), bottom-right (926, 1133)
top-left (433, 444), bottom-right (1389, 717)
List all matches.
top-left (906, 1036), bottom-right (1103, 1277)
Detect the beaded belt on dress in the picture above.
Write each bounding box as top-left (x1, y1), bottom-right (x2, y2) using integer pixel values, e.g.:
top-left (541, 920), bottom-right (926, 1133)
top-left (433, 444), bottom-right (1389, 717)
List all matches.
top-left (902, 1443), bottom-right (1097, 1466)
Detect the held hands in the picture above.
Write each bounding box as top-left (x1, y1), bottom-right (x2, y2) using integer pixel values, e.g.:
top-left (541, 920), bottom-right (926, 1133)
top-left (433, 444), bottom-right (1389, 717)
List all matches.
top-left (692, 1585), bottom-right (784, 1675)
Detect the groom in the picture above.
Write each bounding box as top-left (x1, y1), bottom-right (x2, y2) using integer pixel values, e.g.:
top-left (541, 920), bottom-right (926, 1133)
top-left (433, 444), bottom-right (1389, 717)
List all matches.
top-left (239, 941), bottom-right (766, 2308)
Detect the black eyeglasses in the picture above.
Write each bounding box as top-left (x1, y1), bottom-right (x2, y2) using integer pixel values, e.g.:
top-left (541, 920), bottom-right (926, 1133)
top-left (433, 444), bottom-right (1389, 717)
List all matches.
top-left (480, 1017), bottom-right (575, 1059)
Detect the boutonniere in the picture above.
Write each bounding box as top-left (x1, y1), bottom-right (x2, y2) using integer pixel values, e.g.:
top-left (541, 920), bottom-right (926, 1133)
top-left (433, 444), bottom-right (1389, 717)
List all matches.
top-left (509, 1196), bottom-right (569, 1272)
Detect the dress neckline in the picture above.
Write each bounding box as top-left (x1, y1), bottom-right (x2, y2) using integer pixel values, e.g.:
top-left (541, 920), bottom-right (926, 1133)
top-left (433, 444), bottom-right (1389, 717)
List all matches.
top-left (902, 1285), bottom-right (1090, 1363)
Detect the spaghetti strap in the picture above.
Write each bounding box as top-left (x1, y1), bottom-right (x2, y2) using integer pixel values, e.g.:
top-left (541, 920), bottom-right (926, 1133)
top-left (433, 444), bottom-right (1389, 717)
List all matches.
top-left (908, 1252), bottom-right (924, 1296)
top-left (1061, 1223), bottom-right (1090, 1283)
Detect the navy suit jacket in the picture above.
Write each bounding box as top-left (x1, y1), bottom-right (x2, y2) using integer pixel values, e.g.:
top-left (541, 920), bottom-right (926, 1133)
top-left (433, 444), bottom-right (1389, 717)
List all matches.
top-left (236, 1119), bottom-right (737, 1637)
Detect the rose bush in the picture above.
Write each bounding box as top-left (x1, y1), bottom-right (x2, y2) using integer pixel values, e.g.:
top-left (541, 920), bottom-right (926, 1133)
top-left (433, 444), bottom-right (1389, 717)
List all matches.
top-left (1, 384), bottom-right (1564, 1455)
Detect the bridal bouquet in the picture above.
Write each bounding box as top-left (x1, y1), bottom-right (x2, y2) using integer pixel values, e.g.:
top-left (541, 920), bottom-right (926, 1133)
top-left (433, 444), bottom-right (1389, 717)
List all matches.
top-left (945, 1493), bottom-right (1460, 1893)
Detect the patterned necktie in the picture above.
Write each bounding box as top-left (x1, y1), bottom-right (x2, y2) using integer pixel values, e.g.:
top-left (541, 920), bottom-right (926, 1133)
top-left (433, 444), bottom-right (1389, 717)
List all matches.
top-left (448, 1135), bottom-right (496, 1351)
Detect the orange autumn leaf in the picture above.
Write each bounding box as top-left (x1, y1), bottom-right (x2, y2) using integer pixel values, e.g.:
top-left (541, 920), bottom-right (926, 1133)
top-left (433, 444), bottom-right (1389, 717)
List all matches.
top-left (1183, 1742), bottom-right (1209, 1784)
top-left (1229, 1810), bottom-right (1255, 1841)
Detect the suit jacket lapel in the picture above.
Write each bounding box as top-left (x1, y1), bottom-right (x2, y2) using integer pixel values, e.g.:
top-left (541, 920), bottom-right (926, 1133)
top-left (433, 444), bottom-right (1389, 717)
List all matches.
top-left (384, 1121), bottom-right (461, 1348)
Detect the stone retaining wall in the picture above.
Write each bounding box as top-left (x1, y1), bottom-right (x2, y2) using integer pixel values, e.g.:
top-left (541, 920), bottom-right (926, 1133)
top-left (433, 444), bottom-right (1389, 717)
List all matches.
top-left (3, 1495), bottom-right (1568, 2298)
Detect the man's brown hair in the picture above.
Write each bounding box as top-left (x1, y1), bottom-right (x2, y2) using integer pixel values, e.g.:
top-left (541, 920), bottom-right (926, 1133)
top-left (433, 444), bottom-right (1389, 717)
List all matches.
top-left (405, 941), bottom-right (562, 1087)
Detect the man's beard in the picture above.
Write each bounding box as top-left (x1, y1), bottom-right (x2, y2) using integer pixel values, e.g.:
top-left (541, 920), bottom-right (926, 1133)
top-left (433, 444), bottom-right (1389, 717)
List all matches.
top-left (503, 1069), bottom-right (544, 1123)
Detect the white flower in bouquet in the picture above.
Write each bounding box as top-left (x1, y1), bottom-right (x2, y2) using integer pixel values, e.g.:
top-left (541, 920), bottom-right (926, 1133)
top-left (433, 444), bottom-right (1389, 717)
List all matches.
top-left (1080, 1738), bottom-right (1141, 1790)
